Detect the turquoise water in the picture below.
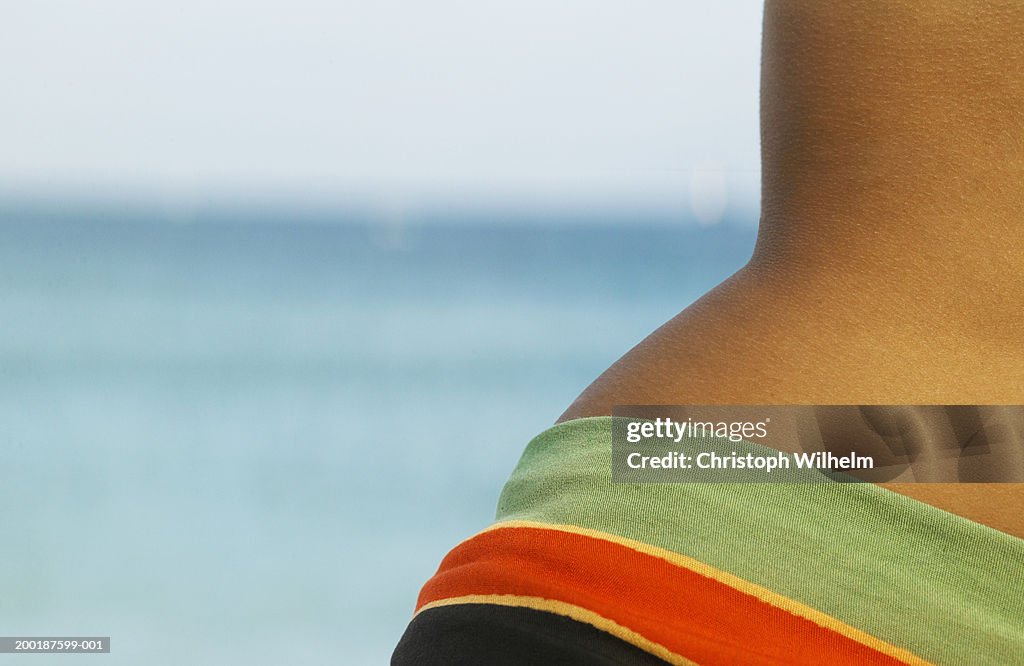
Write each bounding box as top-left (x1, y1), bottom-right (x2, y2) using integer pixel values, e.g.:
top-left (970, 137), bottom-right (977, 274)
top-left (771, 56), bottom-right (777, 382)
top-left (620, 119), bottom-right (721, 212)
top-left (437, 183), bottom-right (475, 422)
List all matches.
top-left (0, 211), bottom-right (756, 663)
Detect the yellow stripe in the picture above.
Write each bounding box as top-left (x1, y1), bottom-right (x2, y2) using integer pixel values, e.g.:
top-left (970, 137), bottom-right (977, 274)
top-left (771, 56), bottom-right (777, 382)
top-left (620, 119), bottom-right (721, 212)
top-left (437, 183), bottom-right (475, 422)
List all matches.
top-left (476, 520), bottom-right (934, 666)
top-left (416, 594), bottom-right (698, 666)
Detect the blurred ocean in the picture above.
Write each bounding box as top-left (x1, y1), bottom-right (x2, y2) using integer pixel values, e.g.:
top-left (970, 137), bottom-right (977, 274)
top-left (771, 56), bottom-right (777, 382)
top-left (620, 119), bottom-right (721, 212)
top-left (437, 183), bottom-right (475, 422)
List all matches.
top-left (0, 207), bottom-right (756, 664)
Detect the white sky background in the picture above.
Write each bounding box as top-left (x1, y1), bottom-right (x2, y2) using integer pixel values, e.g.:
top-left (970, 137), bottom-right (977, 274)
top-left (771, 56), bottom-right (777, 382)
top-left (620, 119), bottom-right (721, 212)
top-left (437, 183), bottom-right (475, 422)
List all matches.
top-left (1, 1), bottom-right (764, 216)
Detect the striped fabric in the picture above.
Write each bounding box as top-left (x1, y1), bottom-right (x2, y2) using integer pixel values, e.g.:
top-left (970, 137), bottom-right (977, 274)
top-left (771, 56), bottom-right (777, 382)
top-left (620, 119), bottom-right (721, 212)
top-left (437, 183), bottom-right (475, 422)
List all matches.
top-left (395, 417), bottom-right (1024, 665)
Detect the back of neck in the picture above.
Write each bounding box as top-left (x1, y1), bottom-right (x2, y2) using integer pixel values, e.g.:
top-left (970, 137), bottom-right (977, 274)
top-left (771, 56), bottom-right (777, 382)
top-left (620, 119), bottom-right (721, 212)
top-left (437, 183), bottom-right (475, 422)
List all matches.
top-left (755, 0), bottom-right (1024, 323)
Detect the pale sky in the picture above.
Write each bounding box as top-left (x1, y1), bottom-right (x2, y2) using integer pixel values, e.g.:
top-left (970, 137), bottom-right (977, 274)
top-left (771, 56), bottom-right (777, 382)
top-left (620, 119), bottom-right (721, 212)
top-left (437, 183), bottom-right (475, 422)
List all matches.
top-left (2, 1), bottom-right (764, 212)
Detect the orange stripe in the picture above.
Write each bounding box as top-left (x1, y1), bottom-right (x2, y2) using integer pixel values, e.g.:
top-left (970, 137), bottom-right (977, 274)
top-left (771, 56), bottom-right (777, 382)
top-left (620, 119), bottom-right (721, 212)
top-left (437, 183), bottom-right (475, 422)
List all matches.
top-left (485, 520), bottom-right (931, 666)
top-left (418, 525), bottom-right (917, 666)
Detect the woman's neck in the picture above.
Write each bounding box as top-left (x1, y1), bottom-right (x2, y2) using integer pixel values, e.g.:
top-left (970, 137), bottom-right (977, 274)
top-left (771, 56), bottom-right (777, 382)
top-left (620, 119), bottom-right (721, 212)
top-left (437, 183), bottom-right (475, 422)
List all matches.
top-left (561, 1), bottom-right (1024, 537)
top-left (755, 0), bottom-right (1024, 324)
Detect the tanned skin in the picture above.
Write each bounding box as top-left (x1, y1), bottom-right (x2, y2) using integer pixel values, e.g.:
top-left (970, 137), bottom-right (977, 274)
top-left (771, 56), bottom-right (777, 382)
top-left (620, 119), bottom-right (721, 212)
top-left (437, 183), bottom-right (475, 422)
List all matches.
top-left (560, 0), bottom-right (1024, 537)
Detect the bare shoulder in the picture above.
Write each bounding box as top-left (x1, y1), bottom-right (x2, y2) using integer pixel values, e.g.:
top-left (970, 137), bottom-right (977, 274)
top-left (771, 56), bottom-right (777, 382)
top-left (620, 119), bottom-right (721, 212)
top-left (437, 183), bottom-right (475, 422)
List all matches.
top-left (561, 262), bottom-right (1024, 423)
top-left (557, 263), bottom-right (1024, 538)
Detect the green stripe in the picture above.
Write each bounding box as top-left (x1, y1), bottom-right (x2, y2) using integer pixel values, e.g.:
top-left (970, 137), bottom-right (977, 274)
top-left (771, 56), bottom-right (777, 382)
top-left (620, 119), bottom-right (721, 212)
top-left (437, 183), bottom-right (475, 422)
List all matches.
top-left (495, 416), bottom-right (1024, 665)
